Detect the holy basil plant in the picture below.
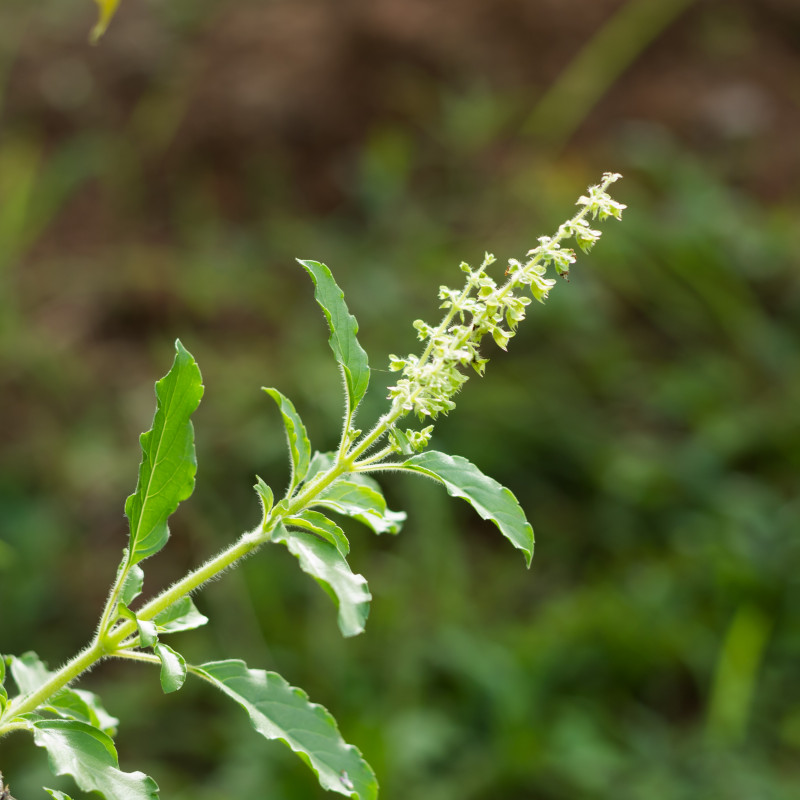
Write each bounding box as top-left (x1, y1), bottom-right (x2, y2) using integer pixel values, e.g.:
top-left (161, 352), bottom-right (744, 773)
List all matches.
top-left (0, 174), bottom-right (625, 799)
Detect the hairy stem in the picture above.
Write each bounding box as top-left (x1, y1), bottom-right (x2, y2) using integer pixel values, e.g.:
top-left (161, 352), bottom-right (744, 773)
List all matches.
top-left (106, 527), bottom-right (266, 648)
top-left (2, 640), bottom-right (106, 723)
top-left (0, 448), bottom-right (357, 728)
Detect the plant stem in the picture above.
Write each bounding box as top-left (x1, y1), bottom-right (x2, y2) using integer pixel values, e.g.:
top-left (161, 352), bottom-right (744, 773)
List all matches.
top-left (1, 453), bottom-right (358, 727)
top-left (96, 553), bottom-right (131, 641)
top-left (2, 639), bottom-right (105, 723)
top-left (106, 525), bottom-right (266, 648)
top-left (352, 444), bottom-right (397, 469)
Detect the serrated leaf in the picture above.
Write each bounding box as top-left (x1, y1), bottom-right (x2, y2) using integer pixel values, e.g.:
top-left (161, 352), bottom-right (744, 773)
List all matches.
top-left (32, 719), bottom-right (159, 799)
top-left (298, 259), bottom-right (370, 413)
top-left (125, 340), bottom-right (204, 566)
top-left (154, 644), bottom-right (186, 694)
top-left (196, 659), bottom-right (377, 800)
top-left (401, 451), bottom-right (534, 567)
top-left (91, 0), bottom-right (120, 43)
top-left (287, 510), bottom-right (350, 556)
top-left (315, 479), bottom-right (405, 535)
top-left (263, 388), bottom-right (312, 491)
top-left (153, 597), bottom-right (208, 634)
top-left (273, 525), bottom-right (370, 637)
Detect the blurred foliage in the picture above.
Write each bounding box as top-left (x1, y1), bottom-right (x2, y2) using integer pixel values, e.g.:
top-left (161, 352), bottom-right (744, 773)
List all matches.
top-left (2, 1), bottom-right (800, 799)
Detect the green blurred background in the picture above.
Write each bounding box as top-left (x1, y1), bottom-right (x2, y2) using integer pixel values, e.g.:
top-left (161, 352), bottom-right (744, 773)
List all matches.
top-left (1, 0), bottom-right (799, 797)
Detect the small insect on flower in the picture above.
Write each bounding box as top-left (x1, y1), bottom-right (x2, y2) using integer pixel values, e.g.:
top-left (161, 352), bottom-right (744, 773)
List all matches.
top-left (505, 258), bottom-right (523, 277)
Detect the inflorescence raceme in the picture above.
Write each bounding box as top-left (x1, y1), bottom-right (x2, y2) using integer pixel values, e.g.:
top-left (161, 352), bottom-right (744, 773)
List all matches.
top-left (387, 172), bottom-right (625, 447)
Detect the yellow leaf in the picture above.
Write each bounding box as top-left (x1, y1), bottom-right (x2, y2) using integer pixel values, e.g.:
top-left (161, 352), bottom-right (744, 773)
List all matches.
top-left (90, 0), bottom-right (121, 43)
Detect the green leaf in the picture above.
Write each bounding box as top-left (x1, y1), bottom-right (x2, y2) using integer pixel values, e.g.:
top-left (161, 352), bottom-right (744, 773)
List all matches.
top-left (196, 659), bottom-right (377, 800)
top-left (263, 388), bottom-right (312, 491)
top-left (287, 510), bottom-right (350, 556)
top-left (45, 789), bottom-right (73, 800)
top-left (315, 479), bottom-right (405, 535)
top-left (125, 340), bottom-right (204, 566)
top-left (117, 604), bottom-right (158, 648)
top-left (304, 452), bottom-right (405, 534)
top-left (0, 658), bottom-right (6, 714)
top-left (298, 259), bottom-right (370, 413)
top-left (9, 651), bottom-right (52, 695)
top-left (48, 690), bottom-right (119, 737)
top-left (273, 525), bottom-right (370, 637)
top-left (153, 597), bottom-right (208, 634)
top-left (8, 653), bottom-right (118, 734)
top-left (401, 451), bottom-right (534, 567)
top-left (119, 562), bottom-right (145, 606)
top-left (154, 644), bottom-right (186, 694)
top-left (254, 476), bottom-right (274, 522)
top-left (307, 449), bottom-right (336, 477)
top-left (90, 0), bottom-right (120, 43)
top-left (388, 426), bottom-right (413, 455)
top-left (32, 719), bottom-right (159, 799)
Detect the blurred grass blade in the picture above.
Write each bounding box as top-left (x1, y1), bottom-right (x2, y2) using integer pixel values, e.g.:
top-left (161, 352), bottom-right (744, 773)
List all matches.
top-left (125, 340), bottom-right (204, 566)
top-left (91, 0), bottom-right (121, 43)
top-left (32, 719), bottom-right (159, 799)
top-left (707, 603), bottom-right (772, 745)
top-left (401, 451), bottom-right (534, 567)
top-left (298, 259), bottom-right (370, 414)
top-left (273, 524), bottom-right (371, 637)
top-left (263, 388), bottom-right (312, 492)
top-left (195, 659), bottom-right (378, 799)
top-left (523, 0), bottom-right (696, 149)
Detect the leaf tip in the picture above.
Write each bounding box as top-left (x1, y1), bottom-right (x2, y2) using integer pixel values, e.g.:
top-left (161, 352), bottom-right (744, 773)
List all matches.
top-left (524, 543), bottom-right (534, 569)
